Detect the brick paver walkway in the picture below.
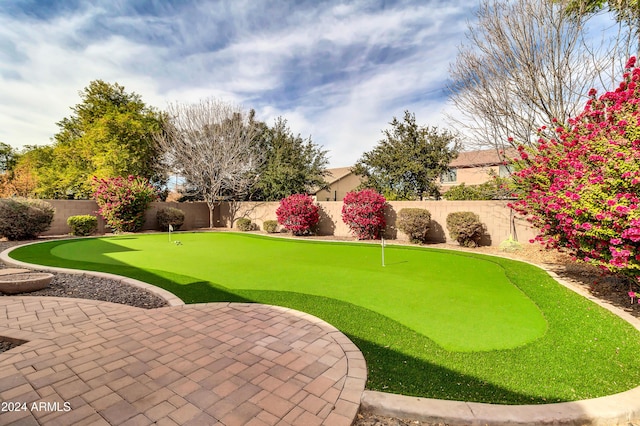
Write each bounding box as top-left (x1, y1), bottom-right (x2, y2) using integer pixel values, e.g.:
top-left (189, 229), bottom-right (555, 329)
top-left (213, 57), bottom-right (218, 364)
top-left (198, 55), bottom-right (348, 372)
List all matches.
top-left (0, 297), bottom-right (366, 425)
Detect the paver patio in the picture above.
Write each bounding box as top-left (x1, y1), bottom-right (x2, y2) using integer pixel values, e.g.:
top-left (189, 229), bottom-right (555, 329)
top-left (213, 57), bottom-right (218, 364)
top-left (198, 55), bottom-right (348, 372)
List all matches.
top-left (0, 297), bottom-right (366, 425)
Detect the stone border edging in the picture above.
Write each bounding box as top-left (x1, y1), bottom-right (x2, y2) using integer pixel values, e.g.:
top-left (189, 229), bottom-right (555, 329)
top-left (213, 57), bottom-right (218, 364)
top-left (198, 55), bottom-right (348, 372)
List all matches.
top-left (358, 246), bottom-right (640, 425)
top-left (360, 388), bottom-right (640, 426)
top-left (0, 239), bottom-right (185, 307)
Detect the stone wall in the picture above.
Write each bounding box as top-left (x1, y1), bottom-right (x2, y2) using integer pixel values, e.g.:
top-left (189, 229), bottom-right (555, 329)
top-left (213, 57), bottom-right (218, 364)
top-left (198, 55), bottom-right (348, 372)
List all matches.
top-left (41, 200), bottom-right (211, 236)
top-left (219, 200), bottom-right (536, 246)
top-left (39, 199), bottom-right (535, 246)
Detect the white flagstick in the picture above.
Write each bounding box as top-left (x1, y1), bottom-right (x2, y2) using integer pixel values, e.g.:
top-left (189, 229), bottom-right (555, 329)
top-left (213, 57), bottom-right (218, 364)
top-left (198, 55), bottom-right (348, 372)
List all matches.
top-left (381, 237), bottom-right (385, 267)
top-left (169, 224), bottom-right (173, 242)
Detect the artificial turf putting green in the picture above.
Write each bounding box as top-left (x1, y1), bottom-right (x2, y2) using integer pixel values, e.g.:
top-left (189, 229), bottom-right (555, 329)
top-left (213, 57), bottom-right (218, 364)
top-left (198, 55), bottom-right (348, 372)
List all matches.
top-left (9, 232), bottom-right (640, 404)
top-left (45, 232), bottom-right (544, 352)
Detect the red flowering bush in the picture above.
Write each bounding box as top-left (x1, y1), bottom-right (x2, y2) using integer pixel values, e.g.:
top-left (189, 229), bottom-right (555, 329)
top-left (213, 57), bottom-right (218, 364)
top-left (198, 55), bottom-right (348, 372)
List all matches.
top-left (92, 175), bottom-right (158, 232)
top-left (276, 194), bottom-right (319, 235)
top-left (510, 57), bottom-right (640, 285)
top-left (342, 189), bottom-right (387, 239)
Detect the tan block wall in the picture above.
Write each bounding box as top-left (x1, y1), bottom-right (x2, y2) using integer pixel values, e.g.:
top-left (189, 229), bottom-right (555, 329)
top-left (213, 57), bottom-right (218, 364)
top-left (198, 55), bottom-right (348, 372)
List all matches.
top-left (384, 200), bottom-right (535, 245)
top-left (42, 200), bottom-right (109, 235)
top-left (41, 200), bottom-right (212, 236)
top-left (218, 200), bottom-right (536, 246)
top-left (38, 199), bottom-right (536, 246)
top-left (142, 202), bottom-right (212, 231)
top-left (216, 201), bottom-right (281, 229)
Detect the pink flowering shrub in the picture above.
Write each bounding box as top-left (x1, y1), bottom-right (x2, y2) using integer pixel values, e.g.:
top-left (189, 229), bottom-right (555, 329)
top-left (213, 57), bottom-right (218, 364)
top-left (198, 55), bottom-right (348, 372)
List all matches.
top-left (342, 189), bottom-right (387, 239)
top-left (276, 194), bottom-right (319, 235)
top-left (92, 175), bottom-right (158, 232)
top-left (510, 57), bottom-right (640, 285)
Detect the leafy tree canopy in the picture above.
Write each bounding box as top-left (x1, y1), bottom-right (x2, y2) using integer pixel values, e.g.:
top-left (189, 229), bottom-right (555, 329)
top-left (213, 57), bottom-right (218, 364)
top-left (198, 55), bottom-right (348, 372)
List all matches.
top-left (0, 143), bottom-right (28, 197)
top-left (563, 0), bottom-right (640, 54)
top-left (25, 80), bottom-right (164, 198)
top-left (0, 142), bottom-right (17, 173)
top-left (251, 117), bottom-right (329, 201)
top-left (353, 111), bottom-right (460, 200)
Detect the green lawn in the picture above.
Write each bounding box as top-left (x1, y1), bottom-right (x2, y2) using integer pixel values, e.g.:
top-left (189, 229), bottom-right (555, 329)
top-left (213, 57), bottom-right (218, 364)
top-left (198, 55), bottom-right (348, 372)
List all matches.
top-left (10, 232), bottom-right (640, 404)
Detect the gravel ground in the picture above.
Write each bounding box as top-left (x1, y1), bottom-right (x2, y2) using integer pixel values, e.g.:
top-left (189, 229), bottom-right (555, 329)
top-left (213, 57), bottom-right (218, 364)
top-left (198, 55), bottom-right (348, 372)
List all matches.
top-left (0, 236), bottom-right (637, 426)
top-left (0, 270), bottom-right (169, 309)
top-left (0, 239), bottom-right (168, 309)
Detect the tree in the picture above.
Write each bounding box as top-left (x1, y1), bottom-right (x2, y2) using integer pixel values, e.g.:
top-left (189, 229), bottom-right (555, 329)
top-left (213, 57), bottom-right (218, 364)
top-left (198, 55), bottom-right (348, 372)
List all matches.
top-left (510, 57), bottom-right (640, 285)
top-left (0, 142), bottom-right (20, 197)
top-left (0, 143), bottom-right (16, 173)
top-left (0, 145), bottom-right (49, 198)
top-left (564, 0), bottom-right (640, 55)
top-left (29, 80), bottom-right (165, 198)
top-left (448, 0), bottom-right (618, 151)
top-left (353, 111), bottom-right (459, 200)
top-left (252, 117), bottom-right (329, 201)
top-left (155, 98), bottom-right (262, 227)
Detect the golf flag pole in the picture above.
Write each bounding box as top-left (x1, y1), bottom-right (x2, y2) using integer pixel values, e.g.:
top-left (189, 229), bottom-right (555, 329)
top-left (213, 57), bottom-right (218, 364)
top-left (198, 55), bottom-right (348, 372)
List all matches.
top-left (381, 237), bottom-right (385, 267)
top-left (169, 224), bottom-right (173, 242)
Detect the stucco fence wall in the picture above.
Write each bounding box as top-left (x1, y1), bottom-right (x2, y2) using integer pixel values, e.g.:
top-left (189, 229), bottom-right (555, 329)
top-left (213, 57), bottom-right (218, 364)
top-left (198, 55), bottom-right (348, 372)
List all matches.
top-left (41, 200), bottom-right (211, 236)
top-left (39, 199), bottom-right (536, 246)
top-left (220, 200), bottom-right (537, 246)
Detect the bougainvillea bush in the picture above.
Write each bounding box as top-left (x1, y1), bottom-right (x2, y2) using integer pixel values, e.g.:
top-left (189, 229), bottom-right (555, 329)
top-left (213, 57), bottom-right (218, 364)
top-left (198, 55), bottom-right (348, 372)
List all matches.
top-left (510, 57), bottom-right (640, 286)
top-left (342, 189), bottom-right (387, 239)
top-left (92, 175), bottom-right (157, 233)
top-left (276, 194), bottom-right (319, 235)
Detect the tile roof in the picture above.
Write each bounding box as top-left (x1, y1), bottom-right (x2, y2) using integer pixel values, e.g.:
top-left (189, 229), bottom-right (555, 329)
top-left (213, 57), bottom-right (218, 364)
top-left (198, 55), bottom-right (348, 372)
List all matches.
top-left (324, 167), bottom-right (354, 184)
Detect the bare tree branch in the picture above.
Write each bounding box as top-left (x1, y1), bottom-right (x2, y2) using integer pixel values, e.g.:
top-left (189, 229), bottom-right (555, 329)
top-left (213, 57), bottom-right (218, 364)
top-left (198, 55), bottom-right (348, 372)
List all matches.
top-left (154, 98), bottom-right (262, 227)
top-left (448, 0), bottom-right (624, 151)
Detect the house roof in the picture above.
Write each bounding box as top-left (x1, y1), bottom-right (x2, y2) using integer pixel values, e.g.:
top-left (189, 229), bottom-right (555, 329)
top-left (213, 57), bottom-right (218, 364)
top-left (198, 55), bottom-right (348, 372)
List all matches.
top-left (310, 167), bottom-right (355, 195)
top-left (449, 148), bottom-right (518, 168)
top-left (323, 167), bottom-right (353, 184)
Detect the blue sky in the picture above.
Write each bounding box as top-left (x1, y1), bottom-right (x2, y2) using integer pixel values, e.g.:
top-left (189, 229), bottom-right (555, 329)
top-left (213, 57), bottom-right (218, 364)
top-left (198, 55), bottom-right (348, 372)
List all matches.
top-left (1, 0), bottom-right (473, 167)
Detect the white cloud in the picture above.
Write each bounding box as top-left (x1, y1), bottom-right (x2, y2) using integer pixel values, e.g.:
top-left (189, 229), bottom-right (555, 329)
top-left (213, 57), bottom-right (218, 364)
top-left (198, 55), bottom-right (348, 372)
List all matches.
top-left (0, 0), bottom-right (473, 166)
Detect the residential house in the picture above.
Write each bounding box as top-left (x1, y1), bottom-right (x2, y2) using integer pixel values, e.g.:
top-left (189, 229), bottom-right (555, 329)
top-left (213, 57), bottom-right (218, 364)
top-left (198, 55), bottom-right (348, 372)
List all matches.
top-left (313, 167), bottom-right (363, 201)
top-left (313, 149), bottom-right (515, 200)
top-left (440, 148), bottom-right (516, 191)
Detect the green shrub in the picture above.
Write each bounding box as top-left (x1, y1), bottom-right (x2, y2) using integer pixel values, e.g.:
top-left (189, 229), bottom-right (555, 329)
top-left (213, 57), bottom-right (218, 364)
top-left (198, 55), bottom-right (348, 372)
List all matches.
top-left (396, 208), bottom-right (431, 243)
top-left (443, 178), bottom-right (513, 200)
top-left (236, 217), bottom-right (254, 231)
top-left (157, 207), bottom-right (185, 231)
top-left (499, 236), bottom-right (522, 253)
top-left (442, 183), bottom-right (487, 200)
top-left (263, 220), bottom-right (278, 233)
top-left (446, 212), bottom-right (485, 247)
top-left (67, 215), bottom-right (98, 236)
top-left (0, 198), bottom-right (55, 240)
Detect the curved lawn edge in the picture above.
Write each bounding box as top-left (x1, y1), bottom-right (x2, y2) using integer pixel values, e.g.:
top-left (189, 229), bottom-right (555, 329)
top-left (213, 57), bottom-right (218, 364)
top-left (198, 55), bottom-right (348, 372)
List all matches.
top-left (421, 244), bottom-right (640, 334)
top-left (361, 386), bottom-right (640, 426)
top-left (3, 236), bottom-right (640, 424)
top-left (0, 239), bottom-right (185, 307)
top-left (358, 244), bottom-right (640, 424)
